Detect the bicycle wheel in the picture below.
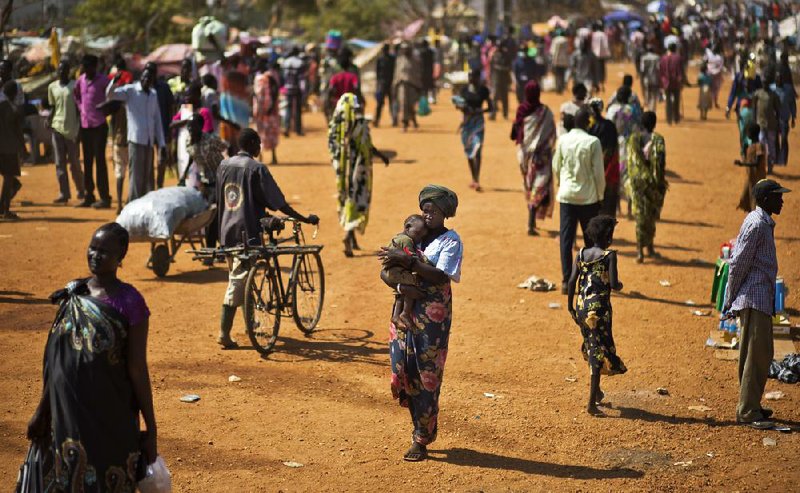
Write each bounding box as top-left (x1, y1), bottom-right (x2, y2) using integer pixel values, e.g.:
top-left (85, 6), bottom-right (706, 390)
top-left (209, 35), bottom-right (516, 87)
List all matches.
top-left (291, 252), bottom-right (325, 334)
top-left (244, 260), bottom-right (281, 355)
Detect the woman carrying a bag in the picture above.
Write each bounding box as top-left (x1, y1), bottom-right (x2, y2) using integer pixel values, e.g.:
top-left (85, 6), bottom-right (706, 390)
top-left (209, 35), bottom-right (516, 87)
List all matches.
top-left (21, 223), bottom-right (158, 492)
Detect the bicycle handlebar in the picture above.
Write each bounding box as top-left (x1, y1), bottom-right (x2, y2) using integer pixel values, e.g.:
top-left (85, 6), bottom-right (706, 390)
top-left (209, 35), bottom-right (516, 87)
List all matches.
top-left (272, 216), bottom-right (319, 240)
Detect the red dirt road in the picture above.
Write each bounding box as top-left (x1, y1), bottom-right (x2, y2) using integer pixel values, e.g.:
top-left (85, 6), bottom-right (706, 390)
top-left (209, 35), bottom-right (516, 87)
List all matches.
top-left (1, 64), bottom-right (799, 491)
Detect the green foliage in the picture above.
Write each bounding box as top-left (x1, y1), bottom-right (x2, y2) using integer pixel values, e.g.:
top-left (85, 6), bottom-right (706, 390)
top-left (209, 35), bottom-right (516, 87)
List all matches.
top-left (298, 0), bottom-right (398, 41)
top-left (70, 0), bottom-right (193, 52)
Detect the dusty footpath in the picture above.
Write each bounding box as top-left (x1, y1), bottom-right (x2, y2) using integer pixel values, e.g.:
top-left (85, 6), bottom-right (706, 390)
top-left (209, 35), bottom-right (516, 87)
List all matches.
top-left (0, 64), bottom-right (798, 491)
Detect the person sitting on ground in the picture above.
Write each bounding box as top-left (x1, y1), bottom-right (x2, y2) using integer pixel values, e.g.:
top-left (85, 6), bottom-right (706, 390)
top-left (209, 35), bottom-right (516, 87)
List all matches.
top-left (567, 214), bottom-right (626, 416)
top-left (382, 214), bottom-right (428, 329)
top-left (735, 123), bottom-right (767, 212)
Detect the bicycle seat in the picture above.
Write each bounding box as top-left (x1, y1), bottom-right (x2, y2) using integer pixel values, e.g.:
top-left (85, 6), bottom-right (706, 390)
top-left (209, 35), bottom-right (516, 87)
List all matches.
top-left (259, 217), bottom-right (285, 233)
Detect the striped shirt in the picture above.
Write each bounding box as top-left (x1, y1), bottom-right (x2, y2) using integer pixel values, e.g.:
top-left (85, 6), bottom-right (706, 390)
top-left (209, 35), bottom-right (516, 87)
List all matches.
top-left (724, 207), bottom-right (778, 316)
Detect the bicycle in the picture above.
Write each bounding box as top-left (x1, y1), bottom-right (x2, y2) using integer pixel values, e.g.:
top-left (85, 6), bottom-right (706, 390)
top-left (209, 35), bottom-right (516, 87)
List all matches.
top-left (192, 217), bottom-right (324, 355)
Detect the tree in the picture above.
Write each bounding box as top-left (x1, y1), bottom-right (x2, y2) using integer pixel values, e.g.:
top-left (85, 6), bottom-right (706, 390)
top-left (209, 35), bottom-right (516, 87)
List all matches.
top-left (299, 0), bottom-right (400, 41)
top-left (70, 0), bottom-right (195, 52)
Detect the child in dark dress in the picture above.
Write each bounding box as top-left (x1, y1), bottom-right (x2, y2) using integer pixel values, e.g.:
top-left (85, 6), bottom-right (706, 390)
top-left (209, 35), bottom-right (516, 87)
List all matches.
top-left (567, 215), bottom-right (627, 415)
top-left (382, 214), bottom-right (427, 328)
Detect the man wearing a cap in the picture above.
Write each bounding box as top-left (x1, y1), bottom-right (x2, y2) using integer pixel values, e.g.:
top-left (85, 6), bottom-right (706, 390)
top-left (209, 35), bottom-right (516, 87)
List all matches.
top-left (724, 179), bottom-right (790, 428)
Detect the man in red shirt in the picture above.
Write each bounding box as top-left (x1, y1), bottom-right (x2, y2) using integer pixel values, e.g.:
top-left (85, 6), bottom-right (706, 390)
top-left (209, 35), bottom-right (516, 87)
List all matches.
top-left (659, 42), bottom-right (683, 125)
top-left (328, 48), bottom-right (362, 109)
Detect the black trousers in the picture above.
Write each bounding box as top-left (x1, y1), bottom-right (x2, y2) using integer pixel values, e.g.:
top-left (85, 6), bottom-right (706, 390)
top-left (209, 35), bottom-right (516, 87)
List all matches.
top-left (80, 123), bottom-right (110, 200)
top-left (665, 88), bottom-right (681, 124)
top-left (559, 201), bottom-right (601, 282)
top-left (284, 92), bottom-right (303, 135)
top-left (375, 86), bottom-right (396, 126)
top-left (600, 186), bottom-right (619, 218)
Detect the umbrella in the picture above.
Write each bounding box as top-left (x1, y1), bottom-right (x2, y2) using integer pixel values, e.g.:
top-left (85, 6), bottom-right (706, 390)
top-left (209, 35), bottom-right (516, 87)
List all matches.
top-left (603, 11), bottom-right (643, 24)
top-left (647, 0), bottom-right (667, 14)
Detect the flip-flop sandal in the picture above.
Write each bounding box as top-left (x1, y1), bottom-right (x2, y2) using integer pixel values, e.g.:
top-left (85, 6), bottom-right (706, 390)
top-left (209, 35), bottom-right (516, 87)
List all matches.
top-left (403, 445), bottom-right (427, 462)
top-left (744, 420), bottom-right (775, 430)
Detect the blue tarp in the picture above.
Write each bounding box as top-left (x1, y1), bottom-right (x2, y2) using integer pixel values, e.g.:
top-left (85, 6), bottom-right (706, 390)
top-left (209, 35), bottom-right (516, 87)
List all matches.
top-left (347, 39), bottom-right (379, 50)
top-left (604, 11), bottom-right (643, 24)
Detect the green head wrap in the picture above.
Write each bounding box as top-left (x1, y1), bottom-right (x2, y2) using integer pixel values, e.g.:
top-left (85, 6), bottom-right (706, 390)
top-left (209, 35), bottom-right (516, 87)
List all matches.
top-left (419, 184), bottom-right (458, 218)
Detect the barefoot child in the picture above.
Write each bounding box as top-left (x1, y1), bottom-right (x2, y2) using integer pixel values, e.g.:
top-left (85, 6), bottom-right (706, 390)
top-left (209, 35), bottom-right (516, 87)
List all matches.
top-left (567, 215), bottom-right (627, 415)
top-left (382, 214), bottom-right (428, 328)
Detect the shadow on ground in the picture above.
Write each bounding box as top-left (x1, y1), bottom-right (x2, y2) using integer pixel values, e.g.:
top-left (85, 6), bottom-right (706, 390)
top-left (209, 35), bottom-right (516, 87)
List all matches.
top-left (427, 447), bottom-right (645, 479)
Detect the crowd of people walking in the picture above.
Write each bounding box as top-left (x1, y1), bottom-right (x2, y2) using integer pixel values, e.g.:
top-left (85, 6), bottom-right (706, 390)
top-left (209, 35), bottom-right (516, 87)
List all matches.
top-left (4, 2), bottom-right (798, 485)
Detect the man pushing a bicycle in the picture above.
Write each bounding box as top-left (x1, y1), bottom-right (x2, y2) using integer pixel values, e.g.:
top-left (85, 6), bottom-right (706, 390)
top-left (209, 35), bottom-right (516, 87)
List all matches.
top-left (216, 128), bottom-right (319, 348)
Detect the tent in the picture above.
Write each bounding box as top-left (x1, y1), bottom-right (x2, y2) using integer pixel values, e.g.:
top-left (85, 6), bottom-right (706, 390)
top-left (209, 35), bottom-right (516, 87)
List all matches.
top-left (138, 43), bottom-right (193, 76)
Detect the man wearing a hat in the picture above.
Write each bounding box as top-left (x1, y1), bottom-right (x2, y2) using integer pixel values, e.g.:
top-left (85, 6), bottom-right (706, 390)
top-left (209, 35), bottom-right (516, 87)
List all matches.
top-left (723, 179), bottom-right (790, 428)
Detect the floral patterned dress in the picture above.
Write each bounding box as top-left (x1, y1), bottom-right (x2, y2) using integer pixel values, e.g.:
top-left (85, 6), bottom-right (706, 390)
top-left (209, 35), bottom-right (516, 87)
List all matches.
top-left (253, 71), bottom-right (281, 151)
top-left (389, 229), bottom-right (463, 446)
top-left (575, 249), bottom-right (627, 375)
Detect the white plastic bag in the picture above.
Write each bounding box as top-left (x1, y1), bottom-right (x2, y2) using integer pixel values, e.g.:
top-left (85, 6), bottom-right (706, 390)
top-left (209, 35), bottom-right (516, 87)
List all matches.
top-left (137, 456), bottom-right (172, 493)
top-left (116, 187), bottom-right (207, 240)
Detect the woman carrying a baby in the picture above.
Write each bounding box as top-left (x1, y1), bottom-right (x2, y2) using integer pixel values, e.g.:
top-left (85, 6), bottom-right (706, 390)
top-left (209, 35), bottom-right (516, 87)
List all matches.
top-left (378, 184), bottom-right (463, 462)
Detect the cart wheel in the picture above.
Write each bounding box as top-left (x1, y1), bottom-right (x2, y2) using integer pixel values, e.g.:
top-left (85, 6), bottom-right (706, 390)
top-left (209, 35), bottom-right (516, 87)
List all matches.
top-left (292, 252), bottom-right (325, 334)
top-left (151, 244), bottom-right (171, 277)
top-left (244, 260), bottom-right (281, 355)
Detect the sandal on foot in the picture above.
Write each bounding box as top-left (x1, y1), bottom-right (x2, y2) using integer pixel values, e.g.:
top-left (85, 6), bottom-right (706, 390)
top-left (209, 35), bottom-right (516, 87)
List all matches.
top-left (744, 420), bottom-right (774, 430)
top-left (403, 444), bottom-right (427, 462)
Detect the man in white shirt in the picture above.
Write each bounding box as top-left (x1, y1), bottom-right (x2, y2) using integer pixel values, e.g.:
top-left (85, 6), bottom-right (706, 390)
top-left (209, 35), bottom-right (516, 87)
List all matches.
top-left (552, 107), bottom-right (605, 293)
top-left (591, 22), bottom-right (611, 92)
top-left (108, 70), bottom-right (166, 202)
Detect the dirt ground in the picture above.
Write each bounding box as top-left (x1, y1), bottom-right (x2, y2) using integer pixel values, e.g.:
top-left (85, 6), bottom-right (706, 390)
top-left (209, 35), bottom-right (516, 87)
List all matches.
top-left (1, 63), bottom-right (799, 492)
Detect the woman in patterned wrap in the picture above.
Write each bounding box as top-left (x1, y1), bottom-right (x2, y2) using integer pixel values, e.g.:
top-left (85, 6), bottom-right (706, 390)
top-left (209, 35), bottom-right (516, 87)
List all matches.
top-left (510, 80), bottom-right (556, 235)
top-left (22, 223), bottom-right (157, 492)
top-left (625, 111), bottom-right (667, 263)
top-left (379, 185), bottom-right (464, 462)
top-left (328, 93), bottom-right (389, 257)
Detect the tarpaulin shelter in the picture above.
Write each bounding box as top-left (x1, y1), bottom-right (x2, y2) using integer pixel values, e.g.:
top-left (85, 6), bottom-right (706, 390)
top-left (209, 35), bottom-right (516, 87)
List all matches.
top-left (136, 43), bottom-right (194, 76)
top-left (604, 11), bottom-right (643, 24)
